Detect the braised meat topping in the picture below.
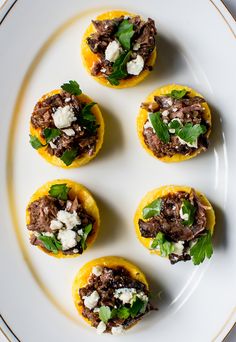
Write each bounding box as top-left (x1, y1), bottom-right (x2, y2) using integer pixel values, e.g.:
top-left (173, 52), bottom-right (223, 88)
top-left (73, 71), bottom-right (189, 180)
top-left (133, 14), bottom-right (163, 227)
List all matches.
top-left (79, 266), bottom-right (151, 333)
top-left (141, 92), bottom-right (209, 158)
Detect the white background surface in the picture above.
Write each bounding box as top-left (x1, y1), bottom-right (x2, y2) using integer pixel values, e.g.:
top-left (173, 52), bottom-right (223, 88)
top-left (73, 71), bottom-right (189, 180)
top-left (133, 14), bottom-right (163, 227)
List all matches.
top-left (0, 0), bottom-right (236, 342)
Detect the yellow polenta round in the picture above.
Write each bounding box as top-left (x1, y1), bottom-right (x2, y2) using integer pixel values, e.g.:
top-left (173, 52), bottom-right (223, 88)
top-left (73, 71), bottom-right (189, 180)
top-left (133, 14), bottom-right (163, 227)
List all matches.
top-left (30, 90), bottom-right (104, 168)
top-left (81, 10), bottom-right (157, 89)
top-left (26, 179), bottom-right (100, 258)
top-left (72, 256), bottom-right (149, 327)
top-left (134, 185), bottom-right (215, 256)
top-left (137, 84), bottom-right (211, 162)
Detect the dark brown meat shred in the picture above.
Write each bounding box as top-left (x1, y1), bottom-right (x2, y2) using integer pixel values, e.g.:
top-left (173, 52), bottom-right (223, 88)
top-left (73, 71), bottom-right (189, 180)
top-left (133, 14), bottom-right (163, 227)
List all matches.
top-left (138, 190), bottom-right (208, 264)
top-left (142, 94), bottom-right (209, 158)
top-left (79, 266), bottom-right (151, 333)
top-left (27, 194), bottom-right (94, 255)
top-left (86, 16), bottom-right (157, 77)
top-left (31, 91), bottom-right (98, 159)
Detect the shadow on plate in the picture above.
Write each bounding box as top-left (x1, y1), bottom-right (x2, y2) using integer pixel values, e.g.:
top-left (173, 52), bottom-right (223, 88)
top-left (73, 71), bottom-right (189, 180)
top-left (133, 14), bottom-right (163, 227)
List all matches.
top-left (212, 202), bottom-right (227, 250)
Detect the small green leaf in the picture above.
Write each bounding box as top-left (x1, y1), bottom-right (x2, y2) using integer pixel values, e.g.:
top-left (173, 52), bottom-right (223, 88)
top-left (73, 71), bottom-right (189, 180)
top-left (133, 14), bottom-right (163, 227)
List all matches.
top-left (61, 80), bottom-right (82, 95)
top-left (116, 20), bottom-right (134, 50)
top-left (142, 198), bottom-right (162, 219)
top-left (99, 306), bottom-right (111, 323)
top-left (81, 102), bottom-right (97, 122)
top-left (116, 307), bottom-right (130, 319)
top-left (168, 119), bottom-right (182, 132)
top-left (43, 128), bottom-right (61, 143)
top-left (38, 235), bottom-right (62, 254)
top-left (60, 148), bottom-right (78, 166)
top-left (190, 230), bottom-right (213, 265)
top-left (181, 199), bottom-right (196, 226)
top-left (149, 112), bottom-right (170, 143)
top-left (151, 232), bottom-right (174, 257)
top-left (168, 89), bottom-right (188, 99)
top-left (80, 223), bottom-right (93, 251)
top-left (29, 135), bottom-right (45, 149)
top-left (107, 51), bottom-right (131, 85)
top-left (130, 297), bottom-right (145, 318)
top-left (176, 123), bottom-right (207, 144)
top-left (49, 183), bottom-right (70, 201)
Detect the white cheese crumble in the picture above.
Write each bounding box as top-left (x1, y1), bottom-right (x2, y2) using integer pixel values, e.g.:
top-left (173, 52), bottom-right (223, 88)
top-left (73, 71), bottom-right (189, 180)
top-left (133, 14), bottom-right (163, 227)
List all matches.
top-left (56, 210), bottom-right (81, 230)
top-left (143, 119), bottom-right (153, 130)
top-left (100, 67), bottom-right (106, 73)
top-left (50, 219), bottom-right (63, 231)
top-left (92, 266), bottom-right (103, 277)
top-left (52, 105), bottom-right (77, 129)
top-left (83, 290), bottom-right (100, 310)
top-left (42, 232), bottom-right (54, 237)
top-left (162, 110), bottom-right (169, 117)
top-left (114, 288), bottom-right (136, 304)
top-left (49, 141), bottom-right (57, 149)
top-left (73, 248), bottom-right (79, 253)
top-left (57, 230), bottom-right (77, 250)
top-left (111, 326), bottom-right (124, 335)
top-left (77, 229), bottom-right (84, 236)
top-left (179, 206), bottom-right (189, 221)
top-left (127, 55), bottom-right (144, 75)
top-left (93, 307), bottom-right (100, 313)
top-left (105, 40), bottom-right (122, 63)
top-left (137, 292), bottom-right (149, 302)
top-left (178, 136), bottom-right (198, 148)
top-left (96, 321), bottom-right (106, 334)
top-left (133, 42), bottom-right (140, 51)
top-left (173, 241), bottom-right (185, 256)
top-left (62, 128), bottom-right (75, 136)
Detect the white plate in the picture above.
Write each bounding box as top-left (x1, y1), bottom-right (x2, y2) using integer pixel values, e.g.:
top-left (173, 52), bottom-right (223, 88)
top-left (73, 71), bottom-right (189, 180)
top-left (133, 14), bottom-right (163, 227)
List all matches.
top-left (0, 0), bottom-right (236, 341)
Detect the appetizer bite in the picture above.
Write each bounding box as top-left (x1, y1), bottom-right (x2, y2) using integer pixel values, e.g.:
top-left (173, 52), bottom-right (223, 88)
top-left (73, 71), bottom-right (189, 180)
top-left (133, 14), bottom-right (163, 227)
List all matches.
top-left (26, 179), bottom-right (100, 257)
top-left (72, 256), bottom-right (153, 334)
top-left (137, 84), bottom-right (211, 162)
top-left (134, 186), bottom-right (215, 265)
top-left (29, 80), bottom-right (104, 168)
top-left (81, 10), bottom-right (157, 88)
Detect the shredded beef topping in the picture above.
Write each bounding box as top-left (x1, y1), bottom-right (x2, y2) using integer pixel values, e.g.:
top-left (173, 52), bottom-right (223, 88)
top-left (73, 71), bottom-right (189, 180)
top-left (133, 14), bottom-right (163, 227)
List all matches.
top-left (138, 190), bottom-right (209, 264)
top-left (28, 193), bottom-right (94, 255)
top-left (142, 92), bottom-right (209, 158)
top-left (31, 90), bottom-right (99, 161)
top-left (87, 15), bottom-right (157, 79)
top-left (79, 266), bottom-right (151, 333)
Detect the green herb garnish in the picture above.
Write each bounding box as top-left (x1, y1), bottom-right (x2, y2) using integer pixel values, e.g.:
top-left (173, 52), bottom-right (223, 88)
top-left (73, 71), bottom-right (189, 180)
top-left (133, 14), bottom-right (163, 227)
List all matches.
top-left (38, 235), bottom-right (62, 254)
top-left (49, 183), bottom-right (70, 201)
top-left (29, 135), bottom-right (45, 149)
top-left (168, 89), bottom-right (188, 99)
top-left (60, 148), bottom-right (78, 166)
top-left (142, 198), bottom-right (162, 219)
top-left (116, 20), bottom-right (134, 50)
top-left (43, 128), bottom-right (61, 143)
top-left (81, 102), bottom-right (97, 121)
top-left (129, 297), bottom-right (146, 318)
top-left (107, 51), bottom-right (131, 85)
top-left (149, 112), bottom-right (170, 143)
top-left (181, 199), bottom-right (196, 226)
top-left (176, 123), bottom-right (207, 145)
top-left (190, 230), bottom-right (213, 265)
top-left (168, 119), bottom-right (182, 132)
top-left (80, 223), bottom-right (93, 251)
top-left (99, 306), bottom-right (111, 323)
top-left (61, 80), bottom-right (82, 95)
top-left (115, 306), bottom-right (131, 319)
top-left (151, 232), bottom-right (174, 256)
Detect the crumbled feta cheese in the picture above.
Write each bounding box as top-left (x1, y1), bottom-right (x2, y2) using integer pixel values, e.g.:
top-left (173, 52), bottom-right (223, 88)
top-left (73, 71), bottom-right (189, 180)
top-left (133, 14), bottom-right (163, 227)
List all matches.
top-left (144, 120), bottom-right (153, 130)
top-left (173, 241), bottom-right (185, 256)
top-left (133, 42), bottom-right (140, 51)
top-left (179, 206), bottom-right (189, 221)
top-left (52, 105), bottom-right (77, 129)
top-left (83, 290), bottom-right (100, 310)
top-left (62, 128), bottom-right (75, 136)
top-left (111, 326), bottom-right (124, 335)
top-left (50, 219), bottom-right (63, 231)
top-left (49, 141), bottom-right (57, 149)
top-left (42, 232), bottom-right (54, 237)
top-left (162, 110), bottom-right (169, 117)
top-left (163, 119), bottom-right (168, 124)
top-left (137, 292), bottom-right (149, 302)
top-left (33, 231), bottom-right (40, 237)
top-left (127, 55), bottom-right (144, 75)
top-left (56, 210), bottom-right (81, 230)
top-left (93, 307), bottom-right (100, 313)
top-left (64, 97), bottom-right (71, 103)
top-left (100, 67), bottom-right (106, 73)
top-left (73, 248), bottom-right (79, 253)
top-left (124, 15), bottom-right (130, 19)
top-left (172, 107), bottom-right (178, 112)
top-left (77, 229), bottom-right (84, 236)
top-left (96, 321), bottom-right (106, 334)
top-left (57, 230), bottom-right (77, 250)
top-left (178, 136), bottom-right (198, 148)
top-left (92, 266), bottom-right (103, 277)
top-left (114, 288), bottom-right (136, 304)
top-left (43, 207), bottom-right (49, 214)
top-left (105, 40), bottom-right (122, 63)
